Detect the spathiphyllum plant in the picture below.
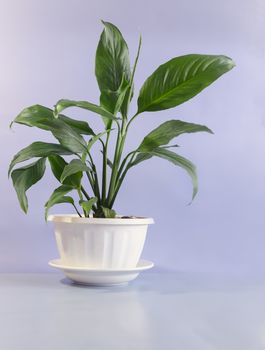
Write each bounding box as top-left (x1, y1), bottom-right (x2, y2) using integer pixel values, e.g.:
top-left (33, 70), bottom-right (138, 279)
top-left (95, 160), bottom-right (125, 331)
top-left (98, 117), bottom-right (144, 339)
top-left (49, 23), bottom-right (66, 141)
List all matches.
top-left (9, 21), bottom-right (235, 219)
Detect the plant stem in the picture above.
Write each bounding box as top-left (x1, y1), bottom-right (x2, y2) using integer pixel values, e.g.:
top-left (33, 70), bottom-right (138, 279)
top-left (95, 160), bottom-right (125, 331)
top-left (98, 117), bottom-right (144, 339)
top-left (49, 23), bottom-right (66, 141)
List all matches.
top-left (81, 186), bottom-right (90, 200)
top-left (77, 188), bottom-right (87, 216)
top-left (73, 203), bottom-right (82, 217)
top-left (124, 35), bottom-right (142, 118)
top-left (116, 151), bottom-right (135, 181)
top-left (106, 127), bottom-right (122, 205)
top-left (126, 112), bottom-right (139, 131)
top-left (109, 152), bottom-right (136, 208)
top-left (87, 153), bottom-right (101, 201)
top-left (102, 132), bottom-right (110, 205)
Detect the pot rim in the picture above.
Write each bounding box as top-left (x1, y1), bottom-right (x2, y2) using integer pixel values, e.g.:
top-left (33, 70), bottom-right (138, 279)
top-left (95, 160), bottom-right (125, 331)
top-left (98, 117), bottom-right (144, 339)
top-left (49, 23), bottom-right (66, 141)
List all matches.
top-left (47, 214), bottom-right (154, 225)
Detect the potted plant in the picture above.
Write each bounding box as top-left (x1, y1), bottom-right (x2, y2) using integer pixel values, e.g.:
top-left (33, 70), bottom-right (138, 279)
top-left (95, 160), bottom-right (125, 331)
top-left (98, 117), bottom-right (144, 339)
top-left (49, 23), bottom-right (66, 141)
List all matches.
top-left (9, 21), bottom-right (235, 285)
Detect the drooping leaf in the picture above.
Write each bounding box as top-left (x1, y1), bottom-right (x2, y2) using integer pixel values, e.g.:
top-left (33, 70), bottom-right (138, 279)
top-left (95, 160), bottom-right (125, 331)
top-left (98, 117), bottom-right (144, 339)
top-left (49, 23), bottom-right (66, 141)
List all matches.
top-left (101, 206), bottom-right (116, 218)
top-left (60, 159), bottom-right (90, 184)
top-left (9, 142), bottom-right (72, 175)
top-left (12, 104), bottom-right (95, 135)
top-left (79, 197), bottom-right (98, 216)
top-left (45, 196), bottom-right (74, 221)
top-left (130, 153), bottom-right (153, 167)
top-left (11, 158), bottom-right (46, 213)
top-left (138, 120), bottom-right (213, 152)
top-left (149, 148), bottom-right (198, 200)
top-left (45, 185), bottom-right (75, 220)
top-left (95, 21), bottom-right (131, 114)
top-left (137, 54), bottom-right (235, 113)
top-left (48, 155), bottom-right (82, 187)
top-left (130, 147), bottom-right (198, 200)
top-left (54, 99), bottom-right (118, 123)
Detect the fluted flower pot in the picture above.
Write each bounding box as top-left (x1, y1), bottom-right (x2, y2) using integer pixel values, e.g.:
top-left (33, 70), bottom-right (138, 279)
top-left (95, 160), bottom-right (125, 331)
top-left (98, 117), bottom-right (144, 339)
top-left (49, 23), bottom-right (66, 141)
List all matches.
top-left (48, 215), bottom-right (154, 269)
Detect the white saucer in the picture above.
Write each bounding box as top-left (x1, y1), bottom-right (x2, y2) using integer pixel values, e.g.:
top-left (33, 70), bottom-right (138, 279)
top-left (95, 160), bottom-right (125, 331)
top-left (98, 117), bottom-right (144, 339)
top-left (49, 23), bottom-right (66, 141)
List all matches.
top-left (48, 259), bottom-right (154, 286)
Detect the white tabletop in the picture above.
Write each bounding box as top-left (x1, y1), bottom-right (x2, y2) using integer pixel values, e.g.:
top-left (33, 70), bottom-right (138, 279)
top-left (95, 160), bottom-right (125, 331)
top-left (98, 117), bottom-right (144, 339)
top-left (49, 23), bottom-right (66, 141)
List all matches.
top-left (0, 271), bottom-right (265, 350)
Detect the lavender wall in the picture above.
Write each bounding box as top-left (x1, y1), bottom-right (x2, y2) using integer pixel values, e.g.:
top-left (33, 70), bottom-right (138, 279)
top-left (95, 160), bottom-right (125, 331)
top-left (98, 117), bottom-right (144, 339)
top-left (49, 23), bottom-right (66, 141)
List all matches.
top-left (0, 0), bottom-right (264, 273)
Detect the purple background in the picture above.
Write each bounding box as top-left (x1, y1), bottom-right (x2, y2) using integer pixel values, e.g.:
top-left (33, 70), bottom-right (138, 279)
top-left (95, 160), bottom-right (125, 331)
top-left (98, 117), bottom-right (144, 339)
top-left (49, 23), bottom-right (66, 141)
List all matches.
top-left (0, 0), bottom-right (264, 273)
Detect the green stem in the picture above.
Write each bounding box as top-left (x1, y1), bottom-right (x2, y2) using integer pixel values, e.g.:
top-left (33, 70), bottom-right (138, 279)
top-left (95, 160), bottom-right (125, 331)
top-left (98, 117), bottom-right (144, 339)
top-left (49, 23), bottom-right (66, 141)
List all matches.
top-left (102, 132), bottom-right (110, 205)
top-left (77, 188), bottom-right (86, 216)
top-left (105, 36), bottom-right (142, 206)
top-left (116, 151), bottom-right (135, 181)
top-left (124, 35), bottom-right (142, 118)
top-left (109, 152), bottom-right (136, 208)
top-left (87, 153), bottom-right (101, 201)
top-left (81, 186), bottom-right (90, 200)
top-left (106, 128), bottom-right (122, 204)
top-left (73, 203), bottom-right (82, 217)
top-left (81, 185), bottom-right (97, 213)
top-left (126, 112), bottom-right (139, 132)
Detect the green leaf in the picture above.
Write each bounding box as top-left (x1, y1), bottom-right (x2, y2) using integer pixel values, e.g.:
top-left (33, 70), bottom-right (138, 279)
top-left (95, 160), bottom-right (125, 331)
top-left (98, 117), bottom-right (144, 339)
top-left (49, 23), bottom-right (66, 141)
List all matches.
top-left (138, 120), bottom-right (213, 152)
top-left (95, 21), bottom-right (131, 114)
top-left (130, 147), bottom-right (198, 200)
top-left (130, 153), bottom-right (153, 167)
top-left (150, 148), bottom-right (198, 200)
top-left (87, 130), bottom-right (109, 153)
top-left (48, 155), bottom-right (82, 187)
top-left (161, 144), bottom-right (179, 149)
top-left (101, 206), bottom-right (116, 218)
top-left (11, 104), bottom-right (88, 153)
top-left (60, 159), bottom-right (90, 184)
top-left (113, 76), bottom-right (131, 115)
top-left (137, 54), bottom-right (235, 113)
top-left (100, 76), bottom-right (130, 128)
top-left (58, 115), bottom-right (95, 135)
top-left (35, 118), bottom-right (87, 153)
top-left (54, 99), bottom-right (118, 123)
top-left (45, 185), bottom-right (75, 220)
top-left (12, 104), bottom-right (94, 135)
top-left (11, 158), bottom-right (46, 213)
top-left (79, 197), bottom-right (98, 216)
top-left (9, 142), bottom-right (72, 175)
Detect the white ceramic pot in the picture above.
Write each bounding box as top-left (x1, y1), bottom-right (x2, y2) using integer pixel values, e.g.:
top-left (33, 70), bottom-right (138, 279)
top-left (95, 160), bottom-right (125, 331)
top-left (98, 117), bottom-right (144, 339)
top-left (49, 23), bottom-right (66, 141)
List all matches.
top-left (48, 215), bottom-right (154, 269)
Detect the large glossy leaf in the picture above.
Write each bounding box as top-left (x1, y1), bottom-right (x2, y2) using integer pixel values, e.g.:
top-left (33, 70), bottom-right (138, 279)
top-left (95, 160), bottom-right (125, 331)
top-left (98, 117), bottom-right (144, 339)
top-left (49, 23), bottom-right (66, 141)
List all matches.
top-left (35, 118), bottom-right (87, 153)
top-left (137, 54), bottom-right (235, 113)
top-left (9, 142), bottom-right (72, 175)
top-left (45, 185), bottom-right (75, 220)
top-left (11, 158), bottom-right (46, 213)
top-left (58, 115), bottom-right (94, 135)
top-left (95, 21), bottom-right (131, 114)
top-left (138, 120), bottom-right (213, 152)
top-left (48, 155), bottom-right (82, 187)
top-left (12, 104), bottom-right (94, 135)
top-left (54, 99), bottom-right (118, 123)
top-left (60, 159), bottom-right (90, 183)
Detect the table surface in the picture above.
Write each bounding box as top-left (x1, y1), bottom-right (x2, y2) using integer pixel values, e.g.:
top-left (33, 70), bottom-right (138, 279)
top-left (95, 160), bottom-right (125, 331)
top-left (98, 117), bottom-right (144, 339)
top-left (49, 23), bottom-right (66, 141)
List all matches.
top-left (1, 271), bottom-right (265, 350)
